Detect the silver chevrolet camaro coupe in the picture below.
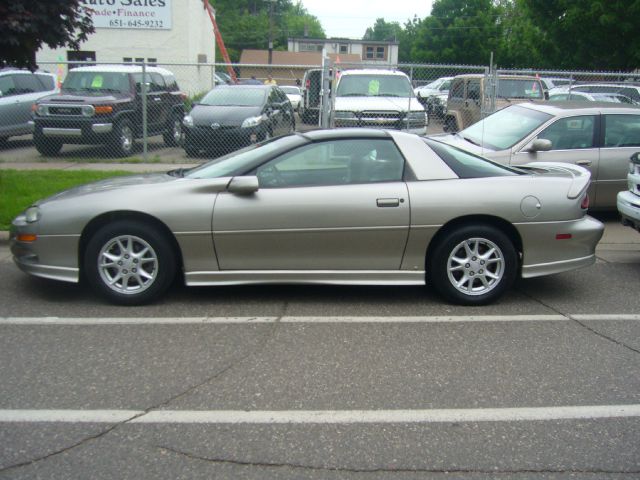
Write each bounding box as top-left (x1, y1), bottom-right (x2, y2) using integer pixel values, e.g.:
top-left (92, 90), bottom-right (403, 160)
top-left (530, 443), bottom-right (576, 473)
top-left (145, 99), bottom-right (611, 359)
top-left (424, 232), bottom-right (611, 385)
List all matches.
top-left (10, 129), bottom-right (604, 306)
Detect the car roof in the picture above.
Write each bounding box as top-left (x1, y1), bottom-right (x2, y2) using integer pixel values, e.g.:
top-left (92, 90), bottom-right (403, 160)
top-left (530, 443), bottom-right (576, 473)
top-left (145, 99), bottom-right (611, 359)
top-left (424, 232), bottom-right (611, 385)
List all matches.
top-left (0, 68), bottom-right (55, 77)
top-left (216, 84), bottom-right (274, 90)
top-left (338, 69), bottom-right (409, 77)
top-left (516, 101), bottom-right (640, 115)
top-left (301, 128), bottom-right (392, 141)
top-left (453, 73), bottom-right (539, 80)
top-left (68, 65), bottom-right (175, 76)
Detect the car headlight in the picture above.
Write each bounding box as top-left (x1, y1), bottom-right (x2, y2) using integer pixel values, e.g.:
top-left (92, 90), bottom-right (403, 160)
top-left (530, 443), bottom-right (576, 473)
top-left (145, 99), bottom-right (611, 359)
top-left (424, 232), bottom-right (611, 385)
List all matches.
top-left (82, 105), bottom-right (96, 117)
top-left (333, 111), bottom-right (356, 119)
top-left (242, 115), bottom-right (264, 128)
top-left (183, 115), bottom-right (194, 128)
top-left (407, 111), bottom-right (426, 120)
top-left (25, 206), bottom-right (40, 223)
top-left (35, 104), bottom-right (47, 116)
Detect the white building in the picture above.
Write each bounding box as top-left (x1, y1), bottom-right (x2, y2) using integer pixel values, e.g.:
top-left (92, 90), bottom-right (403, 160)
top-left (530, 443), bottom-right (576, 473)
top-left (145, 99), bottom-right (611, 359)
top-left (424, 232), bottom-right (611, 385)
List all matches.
top-left (288, 38), bottom-right (399, 66)
top-left (37, 0), bottom-right (216, 95)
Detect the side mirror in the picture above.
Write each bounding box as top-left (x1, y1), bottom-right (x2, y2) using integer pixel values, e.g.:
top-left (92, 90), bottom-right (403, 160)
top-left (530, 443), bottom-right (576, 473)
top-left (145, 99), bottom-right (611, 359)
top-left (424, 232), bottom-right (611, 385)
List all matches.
top-left (528, 138), bottom-right (552, 152)
top-left (631, 152), bottom-right (640, 164)
top-left (227, 176), bottom-right (259, 195)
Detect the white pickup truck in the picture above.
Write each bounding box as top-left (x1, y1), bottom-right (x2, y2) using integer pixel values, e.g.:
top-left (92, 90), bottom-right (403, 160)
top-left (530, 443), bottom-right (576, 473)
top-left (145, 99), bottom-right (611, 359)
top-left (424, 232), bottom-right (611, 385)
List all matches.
top-left (617, 152), bottom-right (640, 232)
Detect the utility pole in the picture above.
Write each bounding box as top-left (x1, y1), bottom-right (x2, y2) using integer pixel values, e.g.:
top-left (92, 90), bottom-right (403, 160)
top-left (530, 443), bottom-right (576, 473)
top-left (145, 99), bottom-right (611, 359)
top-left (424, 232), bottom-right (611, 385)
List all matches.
top-left (268, 0), bottom-right (274, 70)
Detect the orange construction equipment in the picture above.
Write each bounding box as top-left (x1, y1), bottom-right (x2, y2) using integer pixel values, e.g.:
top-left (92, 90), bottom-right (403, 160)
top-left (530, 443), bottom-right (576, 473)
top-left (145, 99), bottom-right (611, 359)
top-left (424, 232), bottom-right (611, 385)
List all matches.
top-left (204, 1), bottom-right (237, 83)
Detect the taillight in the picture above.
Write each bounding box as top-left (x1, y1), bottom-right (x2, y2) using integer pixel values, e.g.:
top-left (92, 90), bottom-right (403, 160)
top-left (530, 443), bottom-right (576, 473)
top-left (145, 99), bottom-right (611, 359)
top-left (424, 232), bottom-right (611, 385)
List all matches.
top-left (305, 79), bottom-right (310, 89)
top-left (580, 194), bottom-right (589, 209)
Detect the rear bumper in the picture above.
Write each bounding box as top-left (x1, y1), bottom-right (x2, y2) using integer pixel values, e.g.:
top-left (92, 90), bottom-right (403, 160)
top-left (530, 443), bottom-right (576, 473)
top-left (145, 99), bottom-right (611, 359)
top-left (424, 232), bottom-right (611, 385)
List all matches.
top-left (617, 190), bottom-right (640, 231)
top-left (518, 215), bottom-right (604, 278)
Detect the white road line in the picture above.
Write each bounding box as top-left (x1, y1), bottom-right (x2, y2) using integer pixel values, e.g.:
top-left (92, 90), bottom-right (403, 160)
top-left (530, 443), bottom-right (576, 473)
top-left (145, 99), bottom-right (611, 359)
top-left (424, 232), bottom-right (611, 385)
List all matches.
top-left (1, 405), bottom-right (640, 424)
top-left (1, 315), bottom-right (640, 325)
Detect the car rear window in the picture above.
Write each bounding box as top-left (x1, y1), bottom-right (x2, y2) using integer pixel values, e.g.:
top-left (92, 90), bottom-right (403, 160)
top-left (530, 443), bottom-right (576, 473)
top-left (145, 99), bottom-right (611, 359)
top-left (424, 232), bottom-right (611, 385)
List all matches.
top-left (424, 139), bottom-right (521, 178)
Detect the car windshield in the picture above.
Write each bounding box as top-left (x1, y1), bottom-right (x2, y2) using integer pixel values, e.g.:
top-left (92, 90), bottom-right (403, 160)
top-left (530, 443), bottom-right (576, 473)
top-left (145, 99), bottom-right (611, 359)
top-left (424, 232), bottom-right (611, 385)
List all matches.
top-left (62, 71), bottom-right (130, 93)
top-left (497, 79), bottom-right (544, 99)
top-left (281, 86), bottom-right (300, 95)
top-left (185, 135), bottom-right (303, 179)
top-left (336, 75), bottom-right (413, 98)
top-left (200, 88), bottom-right (266, 106)
top-left (460, 105), bottom-right (552, 151)
top-left (424, 139), bottom-right (521, 178)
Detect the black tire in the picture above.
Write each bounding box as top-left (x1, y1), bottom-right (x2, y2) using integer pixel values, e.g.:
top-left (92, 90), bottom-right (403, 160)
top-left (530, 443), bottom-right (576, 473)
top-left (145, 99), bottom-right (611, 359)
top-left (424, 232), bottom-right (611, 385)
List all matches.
top-left (111, 119), bottom-right (135, 157)
top-left (184, 140), bottom-right (199, 157)
top-left (444, 115), bottom-right (458, 133)
top-left (428, 224), bottom-right (517, 306)
top-left (84, 220), bottom-right (177, 305)
top-left (163, 112), bottom-right (183, 147)
top-left (34, 134), bottom-right (62, 156)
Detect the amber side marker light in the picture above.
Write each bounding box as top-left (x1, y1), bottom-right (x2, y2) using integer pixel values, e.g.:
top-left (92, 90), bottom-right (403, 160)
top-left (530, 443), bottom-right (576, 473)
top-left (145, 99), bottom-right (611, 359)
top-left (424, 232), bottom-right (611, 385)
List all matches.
top-left (17, 234), bottom-right (37, 242)
top-left (94, 105), bottom-right (113, 114)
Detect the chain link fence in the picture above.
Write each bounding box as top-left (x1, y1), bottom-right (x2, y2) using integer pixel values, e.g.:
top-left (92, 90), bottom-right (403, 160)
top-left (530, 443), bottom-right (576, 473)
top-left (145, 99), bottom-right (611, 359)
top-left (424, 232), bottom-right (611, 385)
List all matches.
top-left (1, 60), bottom-right (638, 161)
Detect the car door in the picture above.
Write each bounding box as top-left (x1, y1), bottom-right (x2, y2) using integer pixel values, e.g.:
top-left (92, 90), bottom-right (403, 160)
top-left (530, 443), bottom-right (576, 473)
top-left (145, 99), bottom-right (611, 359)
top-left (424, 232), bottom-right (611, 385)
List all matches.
top-left (599, 113), bottom-right (640, 207)
top-left (511, 114), bottom-right (600, 205)
top-left (212, 138), bottom-right (410, 270)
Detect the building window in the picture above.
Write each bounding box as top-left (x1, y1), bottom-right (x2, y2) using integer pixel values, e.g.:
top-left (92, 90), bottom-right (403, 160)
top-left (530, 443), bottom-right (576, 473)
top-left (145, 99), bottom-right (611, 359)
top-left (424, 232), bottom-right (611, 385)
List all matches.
top-left (123, 57), bottom-right (132, 63)
top-left (67, 51), bottom-right (96, 69)
top-left (365, 46), bottom-right (386, 60)
top-left (147, 58), bottom-right (157, 66)
top-left (339, 44), bottom-right (348, 54)
top-left (299, 42), bottom-right (323, 52)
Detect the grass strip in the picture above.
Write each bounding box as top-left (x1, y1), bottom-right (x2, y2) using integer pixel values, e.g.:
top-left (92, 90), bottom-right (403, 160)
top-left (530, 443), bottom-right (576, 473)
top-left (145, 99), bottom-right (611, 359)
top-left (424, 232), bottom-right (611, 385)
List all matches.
top-left (0, 169), bottom-right (133, 230)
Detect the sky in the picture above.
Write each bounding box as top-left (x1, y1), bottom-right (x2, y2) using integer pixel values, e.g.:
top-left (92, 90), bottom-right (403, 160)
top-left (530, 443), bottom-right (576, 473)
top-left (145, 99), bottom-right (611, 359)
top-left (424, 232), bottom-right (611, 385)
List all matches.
top-left (300, 0), bottom-right (434, 39)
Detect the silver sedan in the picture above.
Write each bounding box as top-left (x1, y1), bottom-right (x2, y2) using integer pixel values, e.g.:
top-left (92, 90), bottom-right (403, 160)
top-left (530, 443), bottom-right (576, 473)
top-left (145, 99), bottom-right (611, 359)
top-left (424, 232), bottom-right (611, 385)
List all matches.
top-left (10, 129), bottom-right (604, 306)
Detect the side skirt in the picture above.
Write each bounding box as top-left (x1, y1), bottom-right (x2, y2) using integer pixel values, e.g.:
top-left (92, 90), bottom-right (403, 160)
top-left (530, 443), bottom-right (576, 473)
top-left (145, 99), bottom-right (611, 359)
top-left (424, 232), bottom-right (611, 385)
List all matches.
top-left (185, 270), bottom-right (426, 286)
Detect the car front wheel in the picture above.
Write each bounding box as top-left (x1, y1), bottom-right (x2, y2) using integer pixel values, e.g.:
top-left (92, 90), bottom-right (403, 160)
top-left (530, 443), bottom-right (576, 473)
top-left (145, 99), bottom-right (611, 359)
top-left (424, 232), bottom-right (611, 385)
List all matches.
top-left (428, 224), bottom-right (517, 305)
top-left (84, 220), bottom-right (176, 305)
top-left (111, 119), bottom-right (135, 157)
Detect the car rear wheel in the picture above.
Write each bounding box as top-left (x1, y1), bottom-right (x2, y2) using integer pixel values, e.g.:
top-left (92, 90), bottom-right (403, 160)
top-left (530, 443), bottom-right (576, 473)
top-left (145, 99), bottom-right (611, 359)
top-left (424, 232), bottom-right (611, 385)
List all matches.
top-left (111, 119), bottom-right (135, 157)
top-left (84, 220), bottom-right (176, 305)
top-left (428, 224), bottom-right (517, 305)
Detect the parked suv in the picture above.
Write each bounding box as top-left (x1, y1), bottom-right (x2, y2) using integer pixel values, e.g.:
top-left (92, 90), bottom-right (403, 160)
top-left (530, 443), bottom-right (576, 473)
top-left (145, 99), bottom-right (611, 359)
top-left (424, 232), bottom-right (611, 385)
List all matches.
top-left (32, 65), bottom-right (185, 157)
top-left (0, 68), bottom-right (57, 145)
top-left (617, 152), bottom-right (640, 232)
top-left (444, 74), bottom-right (545, 132)
top-left (332, 69), bottom-right (427, 134)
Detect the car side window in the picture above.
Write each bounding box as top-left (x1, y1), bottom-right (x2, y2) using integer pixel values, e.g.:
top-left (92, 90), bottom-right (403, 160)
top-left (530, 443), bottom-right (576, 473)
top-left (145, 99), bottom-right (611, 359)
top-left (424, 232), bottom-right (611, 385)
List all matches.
top-left (449, 80), bottom-right (464, 100)
top-left (13, 74), bottom-right (41, 94)
top-left (467, 80), bottom-right (481, 101)
top-left (537, 115), bottom-right (597, 150)
top-left (604, 114), bottom-right (640, 147)
top-left (0, 75), bottom-right (17, 97)
top-left (255, 139), bottom-right (405, 188)
top-left (149, 73), bottom-right (165, 92)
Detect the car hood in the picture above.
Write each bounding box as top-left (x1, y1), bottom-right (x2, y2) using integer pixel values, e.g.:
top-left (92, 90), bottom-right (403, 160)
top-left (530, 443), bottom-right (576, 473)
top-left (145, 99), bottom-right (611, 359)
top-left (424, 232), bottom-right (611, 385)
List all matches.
top-left (37, 91), bottom-right (129, 104)
top-left (415, 88), bottom-right (440, 97)
top-left (190, 105), bottom-right (263, 127)
top-left (334, 96), bottom-right (424, 112)
top-left (37, 173), bottom-right (177, 205)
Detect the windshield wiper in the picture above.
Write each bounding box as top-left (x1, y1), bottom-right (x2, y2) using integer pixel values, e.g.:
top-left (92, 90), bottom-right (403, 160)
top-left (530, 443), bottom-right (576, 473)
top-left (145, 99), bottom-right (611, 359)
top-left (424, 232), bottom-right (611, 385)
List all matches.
top-left (339, 93), bottom-right (367, 97)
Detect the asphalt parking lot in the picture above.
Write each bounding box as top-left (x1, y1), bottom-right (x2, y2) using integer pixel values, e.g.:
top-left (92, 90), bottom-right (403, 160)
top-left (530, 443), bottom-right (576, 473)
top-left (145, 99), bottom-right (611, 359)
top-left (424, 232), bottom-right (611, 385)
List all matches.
top-left (1, 214), bottom-right (639, 478)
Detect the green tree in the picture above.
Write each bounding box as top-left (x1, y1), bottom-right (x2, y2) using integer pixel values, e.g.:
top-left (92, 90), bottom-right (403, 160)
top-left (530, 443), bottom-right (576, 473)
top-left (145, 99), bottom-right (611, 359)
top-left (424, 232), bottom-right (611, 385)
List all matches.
top-left (0, 0), bottom-right (94, 70)
top-left (411, 0), bottom-right (502, 65)
top-left (363, 18), bottom-right (403, 42)
top-left (211, 0), bottom-right (325, 62)
top-left (519, 0), bottom-right (640, 70)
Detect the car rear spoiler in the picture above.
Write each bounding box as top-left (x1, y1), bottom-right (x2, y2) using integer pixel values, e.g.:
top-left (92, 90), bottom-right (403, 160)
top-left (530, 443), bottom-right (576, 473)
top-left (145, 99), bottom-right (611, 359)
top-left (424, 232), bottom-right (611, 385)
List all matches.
top-left (519, 162), bottom-right (591, 199)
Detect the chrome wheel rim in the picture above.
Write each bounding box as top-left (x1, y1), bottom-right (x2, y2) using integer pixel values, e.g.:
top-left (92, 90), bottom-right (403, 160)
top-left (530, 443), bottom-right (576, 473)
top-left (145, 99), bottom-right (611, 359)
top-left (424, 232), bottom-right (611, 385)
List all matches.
top-left (98, 235), bottom-right (158, 295)
top-left (120, 125), bottom-right (133, 153)
top-left (447, 237), bottom-right (504, 296)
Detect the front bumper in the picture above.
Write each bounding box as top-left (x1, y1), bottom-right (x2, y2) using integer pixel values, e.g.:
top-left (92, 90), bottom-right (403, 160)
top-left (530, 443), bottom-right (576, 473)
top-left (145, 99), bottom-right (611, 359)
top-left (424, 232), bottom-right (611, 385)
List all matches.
top-left (34, 117), bottom-right (115, 144)
top-left (334, 118), bottom-right (427, 135)
top-left (184, 124), bottom-right (264, 151)
top-left (617, 190), bottom-right (640, 232)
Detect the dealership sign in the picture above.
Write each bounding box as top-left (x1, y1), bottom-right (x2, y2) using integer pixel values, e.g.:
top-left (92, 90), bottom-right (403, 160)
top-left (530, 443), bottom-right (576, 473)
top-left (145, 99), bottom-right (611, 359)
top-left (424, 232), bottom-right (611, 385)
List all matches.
top-left (82, 0), bottom-right (172, 30)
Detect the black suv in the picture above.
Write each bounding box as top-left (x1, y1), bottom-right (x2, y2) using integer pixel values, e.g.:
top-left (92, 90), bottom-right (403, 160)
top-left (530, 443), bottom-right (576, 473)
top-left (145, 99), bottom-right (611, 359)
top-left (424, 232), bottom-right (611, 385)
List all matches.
top-left (32, 65), bottom-right (185, 157)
